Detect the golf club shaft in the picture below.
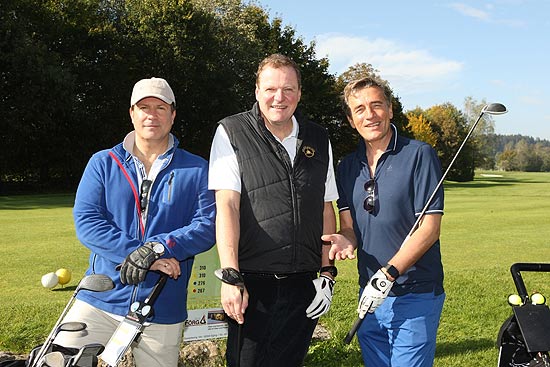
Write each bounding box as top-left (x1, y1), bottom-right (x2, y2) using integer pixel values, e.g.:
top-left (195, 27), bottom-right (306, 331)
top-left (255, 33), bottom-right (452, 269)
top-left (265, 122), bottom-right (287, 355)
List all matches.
top-left (343, 109), bottom-right (487, 344)
top-left (31, 290), bottom-right (79, 367)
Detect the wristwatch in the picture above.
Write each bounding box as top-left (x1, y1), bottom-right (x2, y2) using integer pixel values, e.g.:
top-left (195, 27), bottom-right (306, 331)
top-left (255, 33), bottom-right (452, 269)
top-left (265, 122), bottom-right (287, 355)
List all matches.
top-left (383, 263), bottom-right (400, 280)
top-left (152, 242), bottom-right (165, 259)
top-left (320, 266), bottom-right (338, 278)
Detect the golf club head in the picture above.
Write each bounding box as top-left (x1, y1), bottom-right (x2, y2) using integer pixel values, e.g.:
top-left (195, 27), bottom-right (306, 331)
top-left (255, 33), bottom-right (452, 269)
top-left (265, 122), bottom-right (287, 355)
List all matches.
top-left (214, 268), bottom-right (245, 288)
top-left (56, 321), bottom-right (87, 333)
top-left (66, 343), bottom-right (104, 367)
top-left (39, 351), bottom-right (65, 367)
top-left (76, 274), bottom-right (114, 293)
top-left (482, 103), bottom-right (507, 115)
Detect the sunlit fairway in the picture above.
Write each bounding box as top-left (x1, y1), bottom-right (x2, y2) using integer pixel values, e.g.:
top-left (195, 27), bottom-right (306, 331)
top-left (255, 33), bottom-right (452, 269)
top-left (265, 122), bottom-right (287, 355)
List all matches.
top-left (1, 171), bottom-right (549, 366)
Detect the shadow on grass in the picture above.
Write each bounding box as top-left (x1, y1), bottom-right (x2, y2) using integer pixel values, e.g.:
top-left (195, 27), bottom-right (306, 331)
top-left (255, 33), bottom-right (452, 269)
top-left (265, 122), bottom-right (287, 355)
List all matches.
top-left (435, 337), bottom-right (495, 357)
top-left (444, 181), bottom-right (514, 190)
top-left (52, 285), bottom-right (77, 292)
top-left (0, 194), bottom-right (75, 210)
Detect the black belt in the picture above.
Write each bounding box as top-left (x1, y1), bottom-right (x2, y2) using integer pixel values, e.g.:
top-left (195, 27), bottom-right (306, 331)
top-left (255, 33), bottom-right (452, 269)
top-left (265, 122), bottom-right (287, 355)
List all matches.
top-left (241, 271), bottom-right (317, 280)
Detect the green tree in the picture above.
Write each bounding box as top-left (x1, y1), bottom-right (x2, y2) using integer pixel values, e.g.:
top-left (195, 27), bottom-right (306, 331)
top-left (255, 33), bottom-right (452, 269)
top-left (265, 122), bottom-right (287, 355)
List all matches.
top-left (463, 96), bottom-right (497, 169)
top-left (1, 0), bottom-right (81, 188)
top-left (406, 113), bottom-right (437, 147)
top-left (496, 149), bottom-right (518, 171)
top-left (331, 63), bottom-right (411, 160)
top-left (2, 0), bottom-right (347, 191)
top-left (425, 103), bottom-right (473, 181)
top-left (515, 139), bottom-right (542, 172)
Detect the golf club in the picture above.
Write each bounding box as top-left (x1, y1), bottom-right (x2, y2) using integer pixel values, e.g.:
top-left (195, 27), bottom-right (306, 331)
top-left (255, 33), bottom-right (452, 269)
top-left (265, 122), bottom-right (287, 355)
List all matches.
top-left (344, 103), bottom-right (508, 344)
top-left (29, 322), bottom-right (86, 367)
top-left (66, 343), bottom-right (104, 367)
top-left (38, 351), bottom-right (65, 367)
top-left (31, 274), bottom-right (114, 367)
top-left (214, 268), bottom-right (244, 367)
top-left (101, 273), bottom-right (168, 366)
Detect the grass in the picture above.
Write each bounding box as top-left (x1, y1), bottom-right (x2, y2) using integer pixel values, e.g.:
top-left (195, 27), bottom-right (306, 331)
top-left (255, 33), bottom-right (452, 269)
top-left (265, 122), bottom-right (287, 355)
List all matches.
top-left (1, 171), bottom-right (550, 366)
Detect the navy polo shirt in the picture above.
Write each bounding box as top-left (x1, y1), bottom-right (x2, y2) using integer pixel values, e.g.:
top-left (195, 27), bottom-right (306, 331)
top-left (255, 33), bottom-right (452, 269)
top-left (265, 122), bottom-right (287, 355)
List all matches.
top-left (337, 125), bottom-right (444, 296)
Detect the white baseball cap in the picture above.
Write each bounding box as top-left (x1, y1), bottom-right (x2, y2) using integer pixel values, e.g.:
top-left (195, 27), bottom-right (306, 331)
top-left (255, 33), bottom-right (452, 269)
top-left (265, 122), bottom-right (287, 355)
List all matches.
top-left (130, 77), bottom-right (176, 107)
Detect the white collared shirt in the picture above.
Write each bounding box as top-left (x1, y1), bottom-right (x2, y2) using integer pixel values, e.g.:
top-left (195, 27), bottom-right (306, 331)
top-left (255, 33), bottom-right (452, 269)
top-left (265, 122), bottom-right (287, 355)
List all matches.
top-left (208, 116), bottom-right (338, 202)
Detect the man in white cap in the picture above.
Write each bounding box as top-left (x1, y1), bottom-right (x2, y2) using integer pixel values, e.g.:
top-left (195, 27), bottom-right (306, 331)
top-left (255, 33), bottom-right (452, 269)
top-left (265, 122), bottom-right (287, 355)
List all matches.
top-left (54, 77), bottom-right (216, 366)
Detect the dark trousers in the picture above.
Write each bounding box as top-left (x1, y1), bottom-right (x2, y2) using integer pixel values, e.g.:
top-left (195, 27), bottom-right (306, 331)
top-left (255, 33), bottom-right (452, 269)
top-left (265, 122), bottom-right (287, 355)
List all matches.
top-left (226, 272), bottom-right (318, 367)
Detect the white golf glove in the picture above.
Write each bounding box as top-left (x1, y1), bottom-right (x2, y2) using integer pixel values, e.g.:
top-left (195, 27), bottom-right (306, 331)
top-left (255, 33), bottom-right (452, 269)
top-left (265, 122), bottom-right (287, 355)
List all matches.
top-left (358, 269), bottom-right (394, 317)
top-left (306, 275), bottom-right (335, 319)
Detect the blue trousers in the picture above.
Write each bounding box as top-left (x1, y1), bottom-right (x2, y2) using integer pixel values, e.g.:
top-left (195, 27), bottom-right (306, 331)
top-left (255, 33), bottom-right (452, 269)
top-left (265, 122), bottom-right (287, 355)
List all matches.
top-left (226, 272), bottom-right (318, 367)
top-left (357, 290), bottom-right (445, 367)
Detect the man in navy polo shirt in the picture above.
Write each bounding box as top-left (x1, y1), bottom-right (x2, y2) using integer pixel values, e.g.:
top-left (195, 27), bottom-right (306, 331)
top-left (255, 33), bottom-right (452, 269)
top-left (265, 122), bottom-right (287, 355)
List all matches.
top-left (324, 77), bottom-right (445, 367)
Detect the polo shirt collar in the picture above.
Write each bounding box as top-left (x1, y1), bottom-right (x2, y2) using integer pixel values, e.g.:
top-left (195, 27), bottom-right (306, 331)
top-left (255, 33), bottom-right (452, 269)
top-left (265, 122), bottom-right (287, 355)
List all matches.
top-left (355, 123), bottom-right (399, 162)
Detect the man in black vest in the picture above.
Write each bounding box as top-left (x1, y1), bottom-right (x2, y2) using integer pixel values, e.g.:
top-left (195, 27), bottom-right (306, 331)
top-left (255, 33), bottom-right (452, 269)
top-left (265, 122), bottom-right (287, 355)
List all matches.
top-left (208, 54), bottom-right (340, 367)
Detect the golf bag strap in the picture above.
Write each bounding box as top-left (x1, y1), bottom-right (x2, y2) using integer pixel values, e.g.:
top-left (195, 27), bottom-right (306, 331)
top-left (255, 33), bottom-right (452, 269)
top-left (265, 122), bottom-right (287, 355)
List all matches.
top-left (109, 151), bottom-right (145, 237)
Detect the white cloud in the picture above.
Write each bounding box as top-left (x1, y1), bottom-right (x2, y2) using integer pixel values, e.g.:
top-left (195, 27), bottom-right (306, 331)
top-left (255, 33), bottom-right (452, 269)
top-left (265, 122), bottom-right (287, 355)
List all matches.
top-left (448, 2), bottom-right (526, 27)
top-left (315, 34), bottom-right (463, 95)
top-left (449, 2), bottom-right (491, 21)
top-left (518, 95), bottom-right (545, 106)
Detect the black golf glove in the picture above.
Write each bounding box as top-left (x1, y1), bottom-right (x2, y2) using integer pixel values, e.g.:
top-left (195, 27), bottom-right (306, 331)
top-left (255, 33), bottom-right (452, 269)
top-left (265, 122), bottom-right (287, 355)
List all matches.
top-left (120, 242), bottom-right (158, 285)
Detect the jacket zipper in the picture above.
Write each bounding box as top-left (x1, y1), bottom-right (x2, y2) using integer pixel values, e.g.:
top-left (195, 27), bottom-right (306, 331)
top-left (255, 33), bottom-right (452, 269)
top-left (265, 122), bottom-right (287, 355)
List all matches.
top-left (167, 171), bottom-right (174, 202)
top-left (279, 143), bottom-right (299, 271)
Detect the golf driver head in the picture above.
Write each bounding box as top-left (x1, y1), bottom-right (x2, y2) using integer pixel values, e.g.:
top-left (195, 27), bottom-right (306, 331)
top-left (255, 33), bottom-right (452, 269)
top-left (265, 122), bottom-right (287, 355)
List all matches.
top-left (76, 274), bottom-right (114, 293)
top-left (482, 103), bottom-right (507, 115)
top-left (214, 268), bottom-right (244, 288)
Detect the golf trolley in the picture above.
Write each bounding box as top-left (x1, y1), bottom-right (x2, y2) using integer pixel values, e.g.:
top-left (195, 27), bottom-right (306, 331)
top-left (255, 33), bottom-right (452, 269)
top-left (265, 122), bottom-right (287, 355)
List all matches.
top-left (100, 272), bottom-right (168, 367)
top-left (497, 263), bottom-right (550, 367)
top-left (0, 274), bottom-right (114, 367)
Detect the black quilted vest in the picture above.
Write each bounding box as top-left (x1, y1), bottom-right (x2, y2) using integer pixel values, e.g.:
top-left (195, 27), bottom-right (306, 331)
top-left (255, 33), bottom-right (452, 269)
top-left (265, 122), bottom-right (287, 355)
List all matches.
top-left (219, 103), bottom-right (330, 273)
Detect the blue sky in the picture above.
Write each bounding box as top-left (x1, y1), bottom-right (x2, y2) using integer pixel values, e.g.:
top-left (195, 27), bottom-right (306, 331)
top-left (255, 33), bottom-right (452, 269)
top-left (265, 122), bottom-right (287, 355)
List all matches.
top-left (255, 0), bottom-right (550, 140)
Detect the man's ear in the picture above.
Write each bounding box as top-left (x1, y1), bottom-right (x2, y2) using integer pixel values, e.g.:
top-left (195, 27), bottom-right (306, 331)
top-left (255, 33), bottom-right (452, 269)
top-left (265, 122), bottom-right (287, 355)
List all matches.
top-left (347, 116), bottom-right (356, 129)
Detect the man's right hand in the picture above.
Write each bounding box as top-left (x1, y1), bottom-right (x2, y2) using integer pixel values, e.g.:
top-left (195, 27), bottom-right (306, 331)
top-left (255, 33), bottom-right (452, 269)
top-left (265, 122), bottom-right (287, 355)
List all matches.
top-left (221, 283), bottom-right (248, 324)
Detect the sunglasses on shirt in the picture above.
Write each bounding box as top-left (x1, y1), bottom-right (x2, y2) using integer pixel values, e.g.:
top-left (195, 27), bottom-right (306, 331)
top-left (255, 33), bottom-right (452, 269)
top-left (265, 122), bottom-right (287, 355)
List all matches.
top-left (364, 179), bottom-right (375, 213)
top-left (140, 179), bottom-right (152, 212)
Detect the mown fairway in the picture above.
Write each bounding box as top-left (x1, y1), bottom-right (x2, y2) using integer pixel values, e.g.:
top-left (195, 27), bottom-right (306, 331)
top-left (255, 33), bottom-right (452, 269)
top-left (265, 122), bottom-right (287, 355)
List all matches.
top-left (1, 171), bottom-right (549, 366)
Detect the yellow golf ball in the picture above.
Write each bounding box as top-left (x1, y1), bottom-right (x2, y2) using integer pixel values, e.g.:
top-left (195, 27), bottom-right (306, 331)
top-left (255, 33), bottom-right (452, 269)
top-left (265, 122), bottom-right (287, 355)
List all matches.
top-left (55, 268), bottom-right (72, 286)
top-left (508, 294), bottom-right (522, 306)
top-left (531, 293), bottom-right (546, 305)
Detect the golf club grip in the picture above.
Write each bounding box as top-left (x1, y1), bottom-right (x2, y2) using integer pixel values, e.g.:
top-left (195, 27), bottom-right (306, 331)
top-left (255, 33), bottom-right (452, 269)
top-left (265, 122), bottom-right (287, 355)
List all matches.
top-left (344, 316), bottom-right (363, 344)
top-left (145, 273), bottom-right (168, 305)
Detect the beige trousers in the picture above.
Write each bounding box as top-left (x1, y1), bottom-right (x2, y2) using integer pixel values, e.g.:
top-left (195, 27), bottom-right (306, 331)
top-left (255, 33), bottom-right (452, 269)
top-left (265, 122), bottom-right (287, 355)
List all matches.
top-left (53, 299), bottom-right (184, 367)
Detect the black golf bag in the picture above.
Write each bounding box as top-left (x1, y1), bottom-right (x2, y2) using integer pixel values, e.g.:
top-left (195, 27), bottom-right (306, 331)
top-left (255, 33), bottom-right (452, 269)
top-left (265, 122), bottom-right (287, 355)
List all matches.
top-left (497, 263), bottom-right (550, 367)
top-left (0, 274), bottom-right (114, 367)
top-left (0, 343), bottom-right (101, 367)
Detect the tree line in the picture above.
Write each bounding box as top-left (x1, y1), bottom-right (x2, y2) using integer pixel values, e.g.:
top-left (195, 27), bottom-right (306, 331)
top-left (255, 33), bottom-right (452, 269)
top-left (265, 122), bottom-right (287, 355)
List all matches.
top-left (1, 0), bottom-right (546, 194)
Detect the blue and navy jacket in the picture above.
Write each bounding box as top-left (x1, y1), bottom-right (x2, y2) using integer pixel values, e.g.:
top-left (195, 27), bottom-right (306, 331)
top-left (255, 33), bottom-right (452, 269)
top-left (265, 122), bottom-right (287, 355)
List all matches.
top-left (73, 136), bottom-right (216, 323)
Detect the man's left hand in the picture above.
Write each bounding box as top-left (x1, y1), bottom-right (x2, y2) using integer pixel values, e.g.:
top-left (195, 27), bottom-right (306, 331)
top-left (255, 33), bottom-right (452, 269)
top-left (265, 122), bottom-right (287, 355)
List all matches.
top-left (357, 269), bottom-right (394, 317)
top-left (306, 275), bottom-right (335, 319)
